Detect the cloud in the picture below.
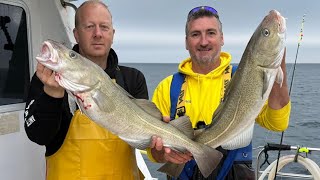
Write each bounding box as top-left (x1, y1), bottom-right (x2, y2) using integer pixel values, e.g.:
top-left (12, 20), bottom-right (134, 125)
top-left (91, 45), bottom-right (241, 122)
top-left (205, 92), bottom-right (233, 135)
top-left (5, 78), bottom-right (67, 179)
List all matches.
top-left (113, 29), bottom-right (185, 47)
top-left (74, 0), bottom-right (320, 63)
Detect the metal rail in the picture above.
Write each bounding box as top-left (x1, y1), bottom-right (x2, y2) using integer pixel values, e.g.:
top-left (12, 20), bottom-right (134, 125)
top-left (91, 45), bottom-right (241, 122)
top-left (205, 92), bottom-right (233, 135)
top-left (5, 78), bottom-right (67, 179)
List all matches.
top-left (256, 143), bottom-right (320, 179)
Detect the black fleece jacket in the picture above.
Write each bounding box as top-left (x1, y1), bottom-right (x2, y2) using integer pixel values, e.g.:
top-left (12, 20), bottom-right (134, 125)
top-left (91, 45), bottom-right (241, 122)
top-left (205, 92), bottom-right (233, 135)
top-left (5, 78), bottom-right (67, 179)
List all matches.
top-left (24, 46), bottom-right (148, 156)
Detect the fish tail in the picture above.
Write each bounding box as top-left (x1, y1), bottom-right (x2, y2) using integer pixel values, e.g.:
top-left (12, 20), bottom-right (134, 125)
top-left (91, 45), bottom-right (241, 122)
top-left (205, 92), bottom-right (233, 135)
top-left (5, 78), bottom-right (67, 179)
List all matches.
top-left (192, 144), bottom-right (223, 178)
top-left (157, 162), bottom-right (185, 178)
top-left (157, 144), bottom-right (222, 178)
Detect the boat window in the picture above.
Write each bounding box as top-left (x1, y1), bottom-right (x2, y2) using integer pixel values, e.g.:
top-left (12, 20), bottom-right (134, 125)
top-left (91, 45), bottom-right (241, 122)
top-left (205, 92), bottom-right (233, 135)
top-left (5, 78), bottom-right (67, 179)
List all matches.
top-left (0, 3), bottom-right (29, 106)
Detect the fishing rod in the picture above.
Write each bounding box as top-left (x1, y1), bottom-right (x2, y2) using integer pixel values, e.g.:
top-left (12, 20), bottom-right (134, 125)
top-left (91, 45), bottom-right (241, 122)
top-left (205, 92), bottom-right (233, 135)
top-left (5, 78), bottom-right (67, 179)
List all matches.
top-left (273, 13), bottom-right (306, 180)
top-left (288, 14), bottom-right (306, 96)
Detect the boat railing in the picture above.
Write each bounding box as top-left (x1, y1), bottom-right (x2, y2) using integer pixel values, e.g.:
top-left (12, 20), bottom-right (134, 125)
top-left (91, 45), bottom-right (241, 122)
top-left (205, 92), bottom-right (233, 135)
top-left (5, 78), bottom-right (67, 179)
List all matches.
top-left (255, 143), bottom-right (320, 180)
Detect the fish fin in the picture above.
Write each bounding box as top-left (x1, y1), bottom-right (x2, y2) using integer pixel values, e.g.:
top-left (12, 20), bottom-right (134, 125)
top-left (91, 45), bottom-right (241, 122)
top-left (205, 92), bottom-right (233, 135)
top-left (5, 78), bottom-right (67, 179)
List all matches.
top-left (114, 82), bottom-right (163, 119)
top-left (92, 89), bottom-right (116, 113)
top-left (192, 145), bottom-right (223, 178)
top-left (169, 116), bottom-right (194, 139)
top-left (262, 70), bottom-right (274, 99)
top-left (133, 99), bottom-right (163, 120)
top-left (119, 136), bottom-right (150, 149)
top-left (262, 67), bottom-right (284, 99)
top-left (194, 128), bottom-right (205, 137)
top-left (157, 162), bottom-right (185, 178)
top-left (275, 67), bottom-right (284, 87)
top-left (159, 144), bottom-right (223, 178)
top-left (66, 91), bottom-right (77, 115)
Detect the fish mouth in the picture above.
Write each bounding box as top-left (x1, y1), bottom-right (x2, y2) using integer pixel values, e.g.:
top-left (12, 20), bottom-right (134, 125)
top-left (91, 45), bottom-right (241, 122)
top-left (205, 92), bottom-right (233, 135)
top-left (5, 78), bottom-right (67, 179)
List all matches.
top-left (269, 10), bottom-right (286, 34)
top-left (274, 11), bottom-right (286, 68)
top-left (36, 41), bottom-right (59, 67)
top-left (278, 16), bottom-right (286, 34)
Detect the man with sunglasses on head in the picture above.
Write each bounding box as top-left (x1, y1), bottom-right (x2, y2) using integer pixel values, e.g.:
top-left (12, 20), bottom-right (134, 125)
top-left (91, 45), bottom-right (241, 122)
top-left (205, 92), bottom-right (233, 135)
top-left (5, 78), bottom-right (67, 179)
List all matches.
top-left (149, 6), bottom-right (291, 179)
top-left (24, 1), bottom-right (148, 179)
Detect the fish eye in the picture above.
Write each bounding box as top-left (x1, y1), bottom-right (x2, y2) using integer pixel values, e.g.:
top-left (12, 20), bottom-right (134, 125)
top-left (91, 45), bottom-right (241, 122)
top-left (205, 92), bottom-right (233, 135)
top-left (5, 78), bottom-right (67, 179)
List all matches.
top-left (262, 29), bottom-right (270, 37)
top-left (69, 51), bottom-right (77, 59)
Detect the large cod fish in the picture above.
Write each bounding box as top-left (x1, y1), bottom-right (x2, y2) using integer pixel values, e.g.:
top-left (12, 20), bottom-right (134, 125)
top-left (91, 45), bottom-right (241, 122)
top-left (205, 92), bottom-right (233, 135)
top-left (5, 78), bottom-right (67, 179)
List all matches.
top-left (36, 40), bottom-right (222, 178)
top-left (158, 9), bottom-right (287, 177)
top-left (196, 9), bottom-right (286, 149)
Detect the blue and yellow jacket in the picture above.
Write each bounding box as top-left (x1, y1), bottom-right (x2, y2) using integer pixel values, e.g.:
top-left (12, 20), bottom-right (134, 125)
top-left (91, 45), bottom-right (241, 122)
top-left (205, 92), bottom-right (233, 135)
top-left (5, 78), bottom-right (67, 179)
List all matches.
top-left (152, 52), bottom-right (291, 131)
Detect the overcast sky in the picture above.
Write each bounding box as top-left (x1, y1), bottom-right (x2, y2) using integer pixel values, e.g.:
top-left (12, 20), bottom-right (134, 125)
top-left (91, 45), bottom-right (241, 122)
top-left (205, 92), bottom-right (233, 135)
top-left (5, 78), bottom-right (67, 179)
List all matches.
top-left (74, 0), bottom-right (319, 63)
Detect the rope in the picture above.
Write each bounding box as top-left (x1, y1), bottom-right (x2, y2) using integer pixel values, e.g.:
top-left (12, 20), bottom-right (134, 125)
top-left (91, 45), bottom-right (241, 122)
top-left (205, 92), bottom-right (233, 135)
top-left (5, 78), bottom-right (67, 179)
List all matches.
top-left (258, 154), bottom-right (320, 180)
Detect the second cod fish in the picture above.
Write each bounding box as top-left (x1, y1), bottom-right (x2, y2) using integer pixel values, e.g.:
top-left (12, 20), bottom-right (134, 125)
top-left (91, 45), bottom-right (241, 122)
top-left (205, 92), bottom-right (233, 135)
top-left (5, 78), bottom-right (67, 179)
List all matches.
top-left (197, 10), bottom-right (287, 150)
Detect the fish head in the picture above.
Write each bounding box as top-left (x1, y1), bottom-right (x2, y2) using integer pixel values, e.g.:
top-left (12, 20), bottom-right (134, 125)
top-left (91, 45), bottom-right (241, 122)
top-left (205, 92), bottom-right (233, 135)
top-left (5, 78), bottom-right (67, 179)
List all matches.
top-left (36, 39), bottom-right (101, 93)
top-left (250, 9), bottom-right (286, 69)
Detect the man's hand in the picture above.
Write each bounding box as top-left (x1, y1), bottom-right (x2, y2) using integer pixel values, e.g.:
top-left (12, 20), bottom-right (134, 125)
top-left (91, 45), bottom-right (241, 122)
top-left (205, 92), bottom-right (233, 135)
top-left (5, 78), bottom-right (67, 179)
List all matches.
top-left (36, 63), bottom-right (65, 98)
top-left (149, 116), bottom-right (193, 164)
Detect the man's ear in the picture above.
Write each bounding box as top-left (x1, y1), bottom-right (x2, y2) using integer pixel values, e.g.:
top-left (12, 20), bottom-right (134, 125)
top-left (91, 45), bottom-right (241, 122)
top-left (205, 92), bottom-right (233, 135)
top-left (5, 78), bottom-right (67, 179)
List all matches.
top-left (221, 32), bottom-right (224, 46)
top-left (73, 28), bottom-right (79, 43)
top-left (185, 36), bottom-right (189, 50)
top-left (111, 28), bottom-right (115, 44)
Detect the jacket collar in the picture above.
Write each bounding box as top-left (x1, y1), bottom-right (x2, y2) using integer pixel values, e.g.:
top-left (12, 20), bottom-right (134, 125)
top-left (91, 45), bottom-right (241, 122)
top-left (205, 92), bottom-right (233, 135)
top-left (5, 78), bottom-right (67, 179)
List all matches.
top-left (178, 51), bottom-right (232, 79)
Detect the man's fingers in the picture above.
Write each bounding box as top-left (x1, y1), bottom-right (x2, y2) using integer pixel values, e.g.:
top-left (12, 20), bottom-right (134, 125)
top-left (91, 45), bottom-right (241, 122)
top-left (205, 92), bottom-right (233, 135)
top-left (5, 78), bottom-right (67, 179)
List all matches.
top-left (36, 63), bottom-right (44, 73)
top-left (165, 152), bottom-right (187, 164)
top-left (150, 136), bottom-right (192, 164)
top-left (164, 148), bottom-right (192, 164)
top-left (163, 116), bottom-right (170, 123)
top-left (164, 147), bottom-right (171, 154)
top-left (36, 63), bottom-right (54, 83)
top-left (150, 136), bottom-right (157, 148)
top-left (43, 66), bottom-right (54, 78)
top-left (164, 150), bottom-right (183, 164)
top-left (155, 137), bottom-right (163, 151)
top-left (36, 63), bottom-right (45, 79)
top-left (150, 136), bottom-right (164, 150)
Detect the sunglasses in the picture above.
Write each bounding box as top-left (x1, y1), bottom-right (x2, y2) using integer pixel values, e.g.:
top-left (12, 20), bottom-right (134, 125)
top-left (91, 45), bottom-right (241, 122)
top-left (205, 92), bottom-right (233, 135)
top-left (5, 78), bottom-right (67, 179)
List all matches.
top-left (188, 6), bottom-right (219, 17)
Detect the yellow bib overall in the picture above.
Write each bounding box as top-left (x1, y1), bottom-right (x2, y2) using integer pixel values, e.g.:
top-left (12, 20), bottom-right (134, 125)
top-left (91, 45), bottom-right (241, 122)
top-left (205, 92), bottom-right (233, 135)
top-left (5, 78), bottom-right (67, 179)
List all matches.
top-left (46, 110), bottom-right (141, 180)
